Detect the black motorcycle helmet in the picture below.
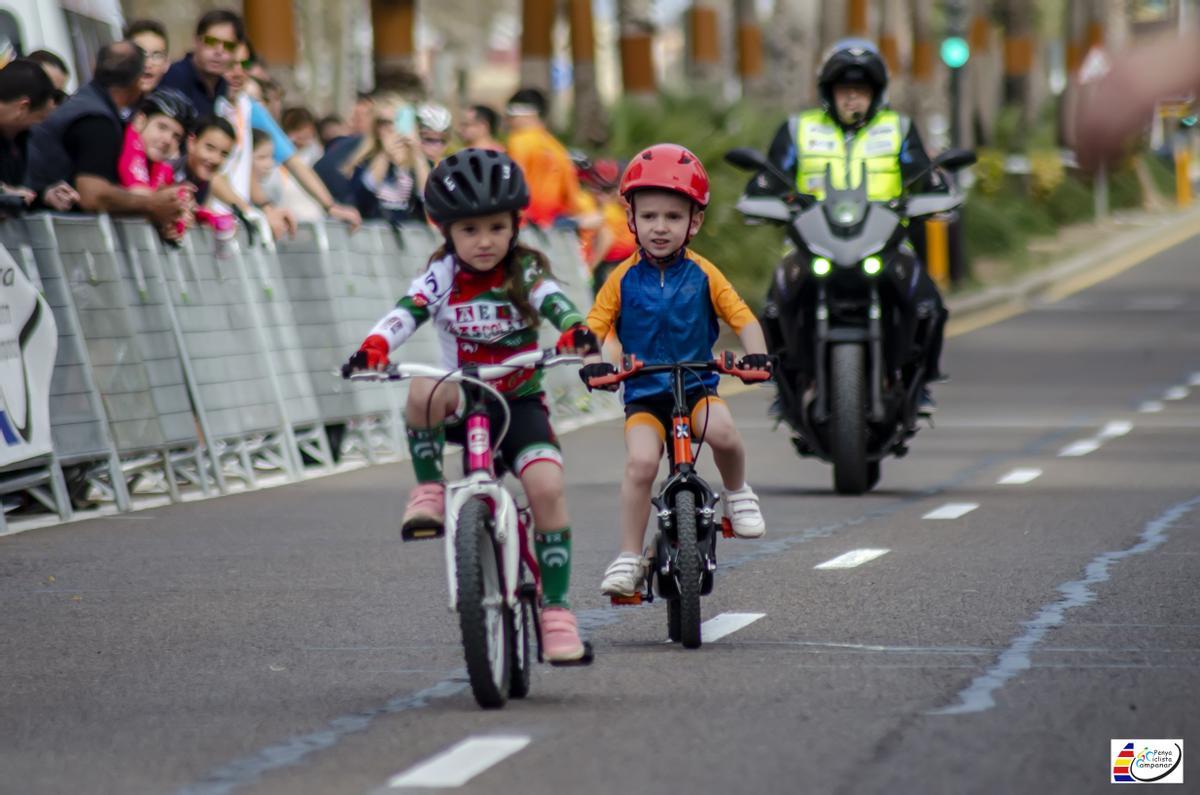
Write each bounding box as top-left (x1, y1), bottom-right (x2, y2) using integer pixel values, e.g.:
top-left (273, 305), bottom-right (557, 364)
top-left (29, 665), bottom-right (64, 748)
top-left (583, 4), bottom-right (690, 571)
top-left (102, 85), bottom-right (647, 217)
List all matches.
top-left (817, 38), bottom-right (889, 127)
top-left (423, 148), bottom-right (531, 227)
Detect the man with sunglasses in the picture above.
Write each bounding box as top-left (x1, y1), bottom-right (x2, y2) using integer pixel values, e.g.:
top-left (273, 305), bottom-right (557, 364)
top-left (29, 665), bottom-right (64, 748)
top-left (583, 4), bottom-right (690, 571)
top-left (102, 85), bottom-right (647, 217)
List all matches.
top-left (161, 9), bottom-right (243, 118)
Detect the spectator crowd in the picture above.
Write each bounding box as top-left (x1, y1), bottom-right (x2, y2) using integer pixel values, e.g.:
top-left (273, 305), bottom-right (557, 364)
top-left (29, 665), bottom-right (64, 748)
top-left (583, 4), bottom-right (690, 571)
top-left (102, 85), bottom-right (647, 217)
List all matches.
top-left (0, 8), bottom-right (631, 288)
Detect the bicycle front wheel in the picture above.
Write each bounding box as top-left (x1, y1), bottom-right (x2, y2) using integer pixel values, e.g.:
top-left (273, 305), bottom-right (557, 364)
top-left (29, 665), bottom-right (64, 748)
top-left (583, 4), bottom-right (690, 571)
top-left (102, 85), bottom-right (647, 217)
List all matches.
top-left (673, 490), bottom-right (703, 649)
top-left (455, 496), bottom-right (510, 708)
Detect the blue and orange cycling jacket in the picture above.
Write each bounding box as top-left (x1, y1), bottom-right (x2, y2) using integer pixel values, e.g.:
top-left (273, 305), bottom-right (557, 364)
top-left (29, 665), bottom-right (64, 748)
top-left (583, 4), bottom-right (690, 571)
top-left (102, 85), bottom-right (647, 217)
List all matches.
top-left (586, 248), bottom-right (757, 403)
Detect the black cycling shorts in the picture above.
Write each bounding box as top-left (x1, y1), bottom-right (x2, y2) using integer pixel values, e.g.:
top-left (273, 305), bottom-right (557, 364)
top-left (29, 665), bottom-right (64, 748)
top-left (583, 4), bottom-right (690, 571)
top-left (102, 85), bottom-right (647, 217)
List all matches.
top-left (624, 389), bottom-right (724, 442)
top-left (446, 393), bottom-right (562, 476)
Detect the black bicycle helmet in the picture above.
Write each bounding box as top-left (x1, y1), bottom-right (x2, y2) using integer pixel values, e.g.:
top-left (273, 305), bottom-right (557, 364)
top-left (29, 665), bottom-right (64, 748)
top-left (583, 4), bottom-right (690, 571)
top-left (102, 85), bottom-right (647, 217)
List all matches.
top-left (817, 38), bottom-right (889, 125)
top-left (137, 87), bottom-right (198, 130)
top-left (423, 148), bottom-right (531, 226)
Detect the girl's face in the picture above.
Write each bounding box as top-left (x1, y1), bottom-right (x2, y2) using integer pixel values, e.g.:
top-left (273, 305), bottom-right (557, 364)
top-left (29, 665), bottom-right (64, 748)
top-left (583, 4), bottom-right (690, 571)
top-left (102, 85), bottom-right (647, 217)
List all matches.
top-left (448, 212), bottom-right (515, 271)
top-left (252, 141), bottom-right (275, 181)
top-left (135, 113), bottom-right (185, 162)
top-left (627, 190), bottom-right (702, 260)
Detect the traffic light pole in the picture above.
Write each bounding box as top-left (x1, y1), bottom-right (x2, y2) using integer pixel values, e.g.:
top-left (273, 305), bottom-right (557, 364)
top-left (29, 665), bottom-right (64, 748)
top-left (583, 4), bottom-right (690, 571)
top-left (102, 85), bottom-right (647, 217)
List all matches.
top-left (949, 65), bottom-right (962, 149)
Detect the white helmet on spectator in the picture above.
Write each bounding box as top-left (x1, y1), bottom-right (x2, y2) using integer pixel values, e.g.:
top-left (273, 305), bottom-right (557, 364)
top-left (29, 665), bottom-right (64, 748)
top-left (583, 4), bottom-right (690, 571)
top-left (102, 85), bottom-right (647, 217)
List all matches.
top-left (417, 102), bottom-right (452, 133)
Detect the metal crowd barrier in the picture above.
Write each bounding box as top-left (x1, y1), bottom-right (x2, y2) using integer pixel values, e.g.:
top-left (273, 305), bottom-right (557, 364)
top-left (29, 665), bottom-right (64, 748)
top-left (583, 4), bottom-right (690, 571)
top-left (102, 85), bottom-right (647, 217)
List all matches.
top-left (0, 214), bottom-right (617, 524)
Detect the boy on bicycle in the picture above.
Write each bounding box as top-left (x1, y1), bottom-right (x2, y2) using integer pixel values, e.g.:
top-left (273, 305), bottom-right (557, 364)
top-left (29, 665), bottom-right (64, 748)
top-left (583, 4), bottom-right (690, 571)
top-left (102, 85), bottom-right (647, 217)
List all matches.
top-left (583, 144), bottom-right (772, 598)
top-left (345, 149), bottom-right (600, 662)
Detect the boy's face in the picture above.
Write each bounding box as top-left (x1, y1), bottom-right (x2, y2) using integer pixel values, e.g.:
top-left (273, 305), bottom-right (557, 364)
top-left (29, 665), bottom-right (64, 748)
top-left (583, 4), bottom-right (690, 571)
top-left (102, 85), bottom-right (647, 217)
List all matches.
top-left (252, 141), bottom-right (275, 181)
top-left (626, 190), bottom-right (703, 260)
top-left (187, 128), bottom-right (234, 182)
top-left (135, 113), bottom-right (185, 163)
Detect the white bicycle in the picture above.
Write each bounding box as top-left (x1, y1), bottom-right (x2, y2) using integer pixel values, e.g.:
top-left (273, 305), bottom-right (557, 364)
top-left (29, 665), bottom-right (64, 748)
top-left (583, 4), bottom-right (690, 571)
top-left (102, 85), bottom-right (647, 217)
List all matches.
top-left (348, 348), bottom-right (593, 708)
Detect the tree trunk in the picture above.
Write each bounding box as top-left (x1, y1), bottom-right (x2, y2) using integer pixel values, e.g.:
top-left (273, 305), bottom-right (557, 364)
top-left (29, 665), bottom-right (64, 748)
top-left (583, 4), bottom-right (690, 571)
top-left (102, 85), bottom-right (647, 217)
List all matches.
top-left (371, 0), bottom-right (418, 93)
top-left (910, 0), bottom-right (939, 138)
top-left (521, 0), bottom-right (555, 94)
top-left (968, 0), bottom-right (1001, 147)
top-left (617, 0), bottom-right (657, 97)
top-left (687, 0), bottom-right (724, 88)
top-left (734, 0), bottom-right (765, 97)
top-left (765, 0), bottom-right (821, 109)
top-left (1000, 0), bottom-right (1037, 132)
top-left (568, 0), bottom-right (608, 146)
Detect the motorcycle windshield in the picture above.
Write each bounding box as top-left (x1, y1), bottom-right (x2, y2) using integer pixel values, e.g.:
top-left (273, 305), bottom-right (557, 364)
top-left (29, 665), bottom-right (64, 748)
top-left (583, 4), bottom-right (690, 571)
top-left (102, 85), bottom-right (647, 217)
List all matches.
top-left (796, 204), bottom-right (900, 267)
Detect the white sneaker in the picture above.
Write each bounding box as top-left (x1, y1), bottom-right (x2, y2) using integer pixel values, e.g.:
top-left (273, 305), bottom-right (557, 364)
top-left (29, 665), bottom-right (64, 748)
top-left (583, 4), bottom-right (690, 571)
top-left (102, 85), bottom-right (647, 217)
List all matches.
top-left (600, 553), bottom-right (648, 597)
top-left (721, 485), bottom-right (766, 538)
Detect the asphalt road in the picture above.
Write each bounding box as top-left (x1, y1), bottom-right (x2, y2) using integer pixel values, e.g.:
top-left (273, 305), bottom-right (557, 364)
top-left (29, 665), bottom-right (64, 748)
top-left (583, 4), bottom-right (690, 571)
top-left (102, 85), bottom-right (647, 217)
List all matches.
top-left (3, 230), bottom-right (1198, 795)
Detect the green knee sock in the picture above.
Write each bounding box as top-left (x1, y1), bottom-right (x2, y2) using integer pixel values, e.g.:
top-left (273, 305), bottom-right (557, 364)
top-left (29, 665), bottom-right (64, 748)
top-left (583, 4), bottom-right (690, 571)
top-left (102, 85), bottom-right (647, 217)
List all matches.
top-left (535, 528), bottom-right (572, 608)
top-left (406, 425), bottom-right (445, 483)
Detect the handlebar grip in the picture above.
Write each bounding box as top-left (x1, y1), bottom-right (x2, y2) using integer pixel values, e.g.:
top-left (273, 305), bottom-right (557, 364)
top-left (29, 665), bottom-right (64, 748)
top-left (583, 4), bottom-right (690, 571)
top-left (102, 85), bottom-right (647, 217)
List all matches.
top-left (725, 368), bottom-right (772, 382)
top-left (587, 373), bottom-right (625, 388)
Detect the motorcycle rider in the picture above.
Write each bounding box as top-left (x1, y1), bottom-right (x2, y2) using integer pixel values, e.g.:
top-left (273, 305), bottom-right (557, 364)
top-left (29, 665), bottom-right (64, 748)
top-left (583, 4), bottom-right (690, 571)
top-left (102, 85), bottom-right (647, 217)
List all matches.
top-left (750, 39), bottom-right (948, 411)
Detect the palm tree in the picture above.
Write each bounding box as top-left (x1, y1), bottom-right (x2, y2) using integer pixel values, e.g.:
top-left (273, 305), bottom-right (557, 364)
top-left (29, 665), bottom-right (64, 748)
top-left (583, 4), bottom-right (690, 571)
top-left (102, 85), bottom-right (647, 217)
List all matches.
top-left (617, 0), bottom-right (657, 97)
top-left (569, 0), bottom-right (608, 145)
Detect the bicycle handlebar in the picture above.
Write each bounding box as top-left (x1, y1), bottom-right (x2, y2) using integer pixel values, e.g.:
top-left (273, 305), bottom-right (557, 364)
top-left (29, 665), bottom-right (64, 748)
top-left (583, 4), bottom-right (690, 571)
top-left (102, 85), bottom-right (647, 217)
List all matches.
top-left (347, 348), bottom-right (584, 384)
top-left (587, 352), bottom-right (771, 389)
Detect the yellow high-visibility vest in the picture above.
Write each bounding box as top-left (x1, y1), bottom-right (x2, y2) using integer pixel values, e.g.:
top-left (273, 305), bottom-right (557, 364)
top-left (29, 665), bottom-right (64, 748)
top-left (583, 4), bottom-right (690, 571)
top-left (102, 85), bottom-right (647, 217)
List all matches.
top-left (794, 108), bottom-right (904, 201)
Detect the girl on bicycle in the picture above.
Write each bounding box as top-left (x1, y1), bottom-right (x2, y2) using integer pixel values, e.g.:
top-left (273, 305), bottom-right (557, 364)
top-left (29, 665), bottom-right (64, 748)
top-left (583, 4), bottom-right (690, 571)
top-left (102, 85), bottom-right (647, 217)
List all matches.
top-left (345, 149), bottom-right (599, 663)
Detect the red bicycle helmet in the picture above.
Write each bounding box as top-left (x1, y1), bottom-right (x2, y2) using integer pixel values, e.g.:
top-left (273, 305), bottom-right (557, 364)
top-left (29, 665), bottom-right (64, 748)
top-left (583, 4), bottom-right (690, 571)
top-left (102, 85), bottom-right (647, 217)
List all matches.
top-left (619, 144), bottom-right (710, 208)
top-left (581, 158), bottom-right (623, 191)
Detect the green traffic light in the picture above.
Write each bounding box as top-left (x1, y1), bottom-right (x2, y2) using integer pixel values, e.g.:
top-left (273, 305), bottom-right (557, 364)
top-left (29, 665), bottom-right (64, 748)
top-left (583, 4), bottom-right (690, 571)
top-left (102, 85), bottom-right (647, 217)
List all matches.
top-left (941, 36), bottom-right (970, 69)
top-left (1182, 115), bottom-right (1198, 128)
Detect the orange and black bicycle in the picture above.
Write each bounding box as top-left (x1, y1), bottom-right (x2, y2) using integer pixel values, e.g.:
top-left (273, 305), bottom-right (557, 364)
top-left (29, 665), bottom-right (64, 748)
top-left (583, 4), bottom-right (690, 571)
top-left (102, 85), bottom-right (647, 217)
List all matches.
top-left (589, 353), bottom-right (770, 648)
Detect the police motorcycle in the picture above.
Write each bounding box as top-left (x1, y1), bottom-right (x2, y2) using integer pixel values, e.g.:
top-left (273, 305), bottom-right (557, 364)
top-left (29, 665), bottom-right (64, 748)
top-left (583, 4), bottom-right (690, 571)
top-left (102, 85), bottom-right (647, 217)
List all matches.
top-left (724, 147), bottom-right (975, 494)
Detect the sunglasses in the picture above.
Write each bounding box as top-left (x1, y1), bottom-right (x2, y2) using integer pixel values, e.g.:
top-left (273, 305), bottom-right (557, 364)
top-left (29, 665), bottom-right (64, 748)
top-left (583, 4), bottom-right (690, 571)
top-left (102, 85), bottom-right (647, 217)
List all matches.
top-left (420, 136), bottom-right (448, 145)
top-left (202, 34), bottom-right (238, 54)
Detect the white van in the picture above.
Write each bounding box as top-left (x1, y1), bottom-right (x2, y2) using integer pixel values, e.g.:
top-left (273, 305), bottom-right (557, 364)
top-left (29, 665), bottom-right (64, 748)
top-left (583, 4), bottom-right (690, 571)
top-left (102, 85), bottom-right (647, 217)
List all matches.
top-left (0, 0), bottom-right (124, 90)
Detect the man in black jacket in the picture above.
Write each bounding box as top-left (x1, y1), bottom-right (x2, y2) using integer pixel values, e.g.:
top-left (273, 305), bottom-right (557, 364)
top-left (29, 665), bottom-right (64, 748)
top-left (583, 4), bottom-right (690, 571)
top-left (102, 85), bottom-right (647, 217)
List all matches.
top-left (26, 41), bottom-right (188, 233)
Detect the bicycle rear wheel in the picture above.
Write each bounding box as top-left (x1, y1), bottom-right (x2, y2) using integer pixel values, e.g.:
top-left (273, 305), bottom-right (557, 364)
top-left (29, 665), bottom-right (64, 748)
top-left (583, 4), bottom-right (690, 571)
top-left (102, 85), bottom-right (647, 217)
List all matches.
top-left (673, 490), bottom-right (702, 649)
top-left (509, 565), bottom-right (534, 699)
top-left (455, 497), bottom-right (510, 708)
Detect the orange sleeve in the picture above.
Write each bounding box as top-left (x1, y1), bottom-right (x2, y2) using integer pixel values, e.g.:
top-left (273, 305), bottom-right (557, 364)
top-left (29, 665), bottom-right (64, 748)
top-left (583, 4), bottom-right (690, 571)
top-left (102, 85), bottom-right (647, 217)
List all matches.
top-left (693, 251), bottom-right (756, 333)
top-left (586, 255), bottom-right (635, 340)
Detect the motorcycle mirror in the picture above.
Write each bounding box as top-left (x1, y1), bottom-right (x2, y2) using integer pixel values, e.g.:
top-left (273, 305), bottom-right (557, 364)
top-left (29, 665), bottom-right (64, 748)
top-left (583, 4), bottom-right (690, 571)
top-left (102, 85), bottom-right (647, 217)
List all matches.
top-left (724, 147), bottom-right (769, 171)
top-left (724, 147), bottom-right (794, 189)
top-left (934, 148), bottom-right (977, 171)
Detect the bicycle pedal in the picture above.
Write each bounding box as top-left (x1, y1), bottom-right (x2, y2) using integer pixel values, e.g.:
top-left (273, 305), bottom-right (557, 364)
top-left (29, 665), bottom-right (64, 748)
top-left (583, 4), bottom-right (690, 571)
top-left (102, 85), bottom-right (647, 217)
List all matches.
top-left (400, 524), bottom-right (444, 542)
top-left (721, 517), bottom-right (735, 539)
top-left (548, 641), bottom-right (594, 667)
top-left (610, 593), bottom-right (643, 606)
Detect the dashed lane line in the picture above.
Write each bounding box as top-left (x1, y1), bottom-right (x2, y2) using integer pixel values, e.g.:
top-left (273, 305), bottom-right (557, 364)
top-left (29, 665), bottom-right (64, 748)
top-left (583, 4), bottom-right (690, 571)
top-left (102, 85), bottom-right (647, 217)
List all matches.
top-left (1058, 420), bottom-right (1133, 457)
top-left (814, 548), bottom-right (890, 569)
top-left (997, 468), bottom-right (1042, 485)
top-left (386, 735), bottom-right (531, 789)
top-left (1139, 401), bottom-right (1165, 414)
top-left (700, 612), bottom-right (766, 642)
top-left (1164, 386), bottom-right (1190, 401)
top-left (922, 503), bottom-right (979, 520)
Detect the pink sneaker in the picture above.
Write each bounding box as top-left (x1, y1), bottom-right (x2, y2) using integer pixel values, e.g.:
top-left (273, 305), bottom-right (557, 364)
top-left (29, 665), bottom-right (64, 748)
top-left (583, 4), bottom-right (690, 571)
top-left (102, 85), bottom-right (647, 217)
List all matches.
top-left (400, 482), bottom-right (445, 540)
top-left (541, 607), bottom-right (585, 663)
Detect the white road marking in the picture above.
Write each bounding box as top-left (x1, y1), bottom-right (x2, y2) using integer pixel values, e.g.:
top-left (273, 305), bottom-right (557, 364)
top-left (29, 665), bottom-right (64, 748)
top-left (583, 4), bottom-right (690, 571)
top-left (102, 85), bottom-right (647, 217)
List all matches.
top-left (1190, 372), bottom-right (1200, 387)
top-left (1098, 420), bottom-right (1133, 439)
top-left (1058, 439), bottom-right (1101, 457)
top-left (997, 468), bottom-right (1042, 485)
top-left (700, 612), bottom-right (766, 642)
top-left (1164, 386), bottom-right (1190, 401)
top-left (922, 503), bottom-right (979, 520)
top-left (1139, 401), bottom-right (1165, 414)
top-left (387, 735), bottom-right (531, 789)
top-left (814, 548), bottom-right (890, 569)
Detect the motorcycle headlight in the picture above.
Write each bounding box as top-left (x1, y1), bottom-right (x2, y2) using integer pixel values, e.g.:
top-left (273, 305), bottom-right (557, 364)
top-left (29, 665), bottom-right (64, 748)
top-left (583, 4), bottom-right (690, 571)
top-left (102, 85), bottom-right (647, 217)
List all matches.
top-left (862, 255), bottom-right (883, 276)
top-left (812, 257), bottom-right (832, 276)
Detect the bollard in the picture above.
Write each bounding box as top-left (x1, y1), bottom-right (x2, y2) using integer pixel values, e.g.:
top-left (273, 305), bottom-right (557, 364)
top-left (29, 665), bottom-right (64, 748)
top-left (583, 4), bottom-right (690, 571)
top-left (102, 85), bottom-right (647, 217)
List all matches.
top-left (1175, 139), bottom-right (1192, 207)
top-left (924, 216), bottom-right (950, 289)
